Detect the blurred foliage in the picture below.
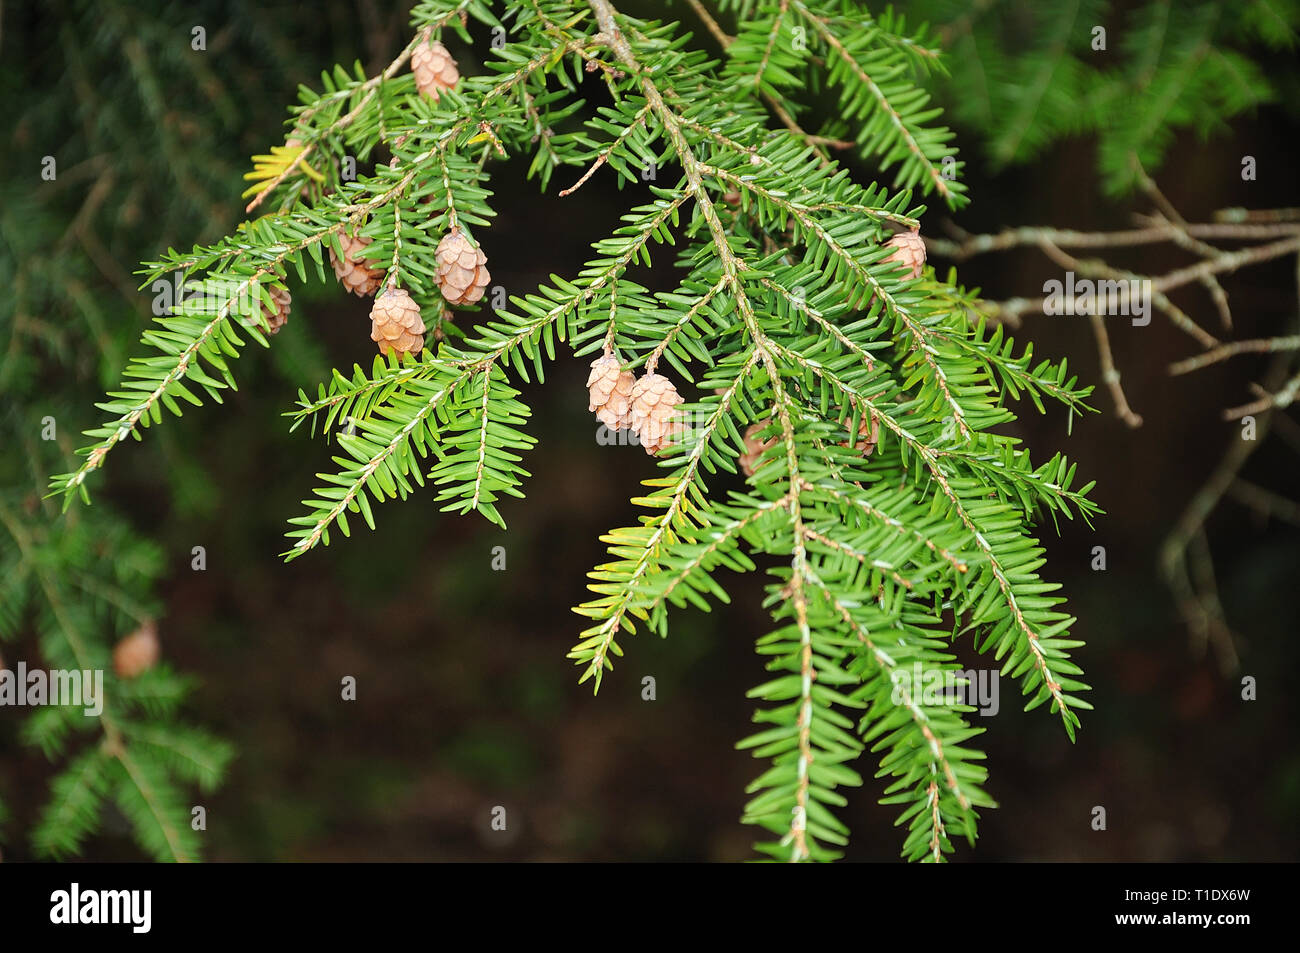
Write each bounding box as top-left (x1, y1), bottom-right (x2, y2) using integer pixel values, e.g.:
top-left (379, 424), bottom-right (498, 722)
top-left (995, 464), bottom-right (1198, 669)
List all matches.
top-left (0, 0), bottom-right (396, 860)
top-left (901, 0), bottom-right (1299, 194)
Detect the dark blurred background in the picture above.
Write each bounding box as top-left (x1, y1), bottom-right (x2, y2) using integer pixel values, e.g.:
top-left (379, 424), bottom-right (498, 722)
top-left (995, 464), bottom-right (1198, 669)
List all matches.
top-left (2, 0), bottom-right (1297, 861)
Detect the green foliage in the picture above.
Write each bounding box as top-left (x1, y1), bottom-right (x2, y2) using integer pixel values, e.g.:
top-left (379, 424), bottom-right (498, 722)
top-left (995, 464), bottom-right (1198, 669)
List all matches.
top-left (0, 489), bottom-right (233, 861)
top-left (0, 0), bottom-right (356, 860)
top-left (908, 0), bottom-right (1298, 194)
top-left (52, 0), bottom-right (1101, 861)
top-left (716, 0), bottom-right (967, 204)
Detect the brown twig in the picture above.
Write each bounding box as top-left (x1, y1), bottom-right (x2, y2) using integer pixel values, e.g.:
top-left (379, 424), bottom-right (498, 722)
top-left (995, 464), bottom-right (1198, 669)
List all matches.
top-left (791, 0), bottom-right (953, 201)
top-left (1214, 207), bottom-right (1300, 224)
top-left (1088, 312), bottom-right (1143, 428)
top-left (1161, 353), bottom-right (1294, 673)
top-left (1131, 156), bottom-right (1233, 329)
top-left (1033, 239), bottom-right (1143, 425)
top-left (974, 234), bottom-right (1300, 328)
top-left (684, 0), bottom-right (731, 49)
top-left (929, 221), bottom-right (1300, 261)
top-left (1227, 478), bottom-right (1300, 528)
top-left (558, 102), bottom-right (653, 196)
top-left (1187, 528), bottom-right (1237, 671)
top-left (1222, 368), bottom-right (1300, 420)
top-left (1169, 335), bottom-right (1300, 376)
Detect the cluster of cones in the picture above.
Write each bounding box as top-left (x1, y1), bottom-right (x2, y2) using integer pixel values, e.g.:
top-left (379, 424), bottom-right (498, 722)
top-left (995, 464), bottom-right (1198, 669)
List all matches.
top-left (342, 39), bottom-right (487, 357)
top-left (345, 227), bottom-right (492, 357)
top-left (259, 38), bottom-right (488, 358)
top-left (586, 353), bottom-right (685, 455)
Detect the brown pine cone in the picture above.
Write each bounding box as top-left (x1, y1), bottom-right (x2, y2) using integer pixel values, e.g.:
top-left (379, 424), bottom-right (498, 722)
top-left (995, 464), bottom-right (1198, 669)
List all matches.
top-left (257, 283), bottom-right (291, 335)
top-left (630, 372), bottom-right (684, 455)
top-left (412, 39), bottom-right (459, 101)
top-left (587, 353), bottom-right (635, 430)
top-left (369, 287), bottom-right (426, 356)
top-left (330, 233), bottom-right (385, 297)
top-left (883, 228), bottom-right (926, 280)
top-left (114, 621), bottom-right (160, 680)
top-left (435, 229), bottom-right (491, 305)
top-left (739, 422), bottom-right (778, 477)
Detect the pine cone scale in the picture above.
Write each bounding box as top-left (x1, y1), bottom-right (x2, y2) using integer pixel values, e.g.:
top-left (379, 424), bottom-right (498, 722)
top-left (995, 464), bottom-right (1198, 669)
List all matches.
top-left (629, 372), bottom-right (684, 455)
top-left (435, 230), bottom-right (490, 305)
top-left (412, 40), bottom-right (459, 100)
top-left (587, 353), bottom-right (635, 431)
top-left (330, 233), bottom-right (385, 297)
top-left (257, 283), bottom-right (292, 335)
top-left (883, 228), bottom-right (926, 280)
top-left (369, 288), bottom-right (426, 356)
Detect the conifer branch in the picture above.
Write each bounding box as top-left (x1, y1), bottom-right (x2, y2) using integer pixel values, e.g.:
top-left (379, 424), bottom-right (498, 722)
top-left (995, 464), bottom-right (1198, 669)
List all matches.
top-left (791, 0), bottom-right (954, 202)
top-left (0, 500), bottom-right (224, 862)
top-left (51, 0), bottom-right (1100, 862)
top-left (245, 5), bottom-right (470, 212)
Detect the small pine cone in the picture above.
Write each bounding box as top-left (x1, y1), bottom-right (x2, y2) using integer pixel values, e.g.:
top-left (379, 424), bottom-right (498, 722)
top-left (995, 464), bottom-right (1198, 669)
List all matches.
top-left (114, 621), bottom-right (160, 679)
top-left (839, 413), bottom-right (880, 457)
top-left (369, 287), bottom-right (426, 356)
top-left (435, 230), bottom-right (491, 305)
top-left (739, 422), bottom-right (777, 477)
top-left (587, 353), bottom-right (635, 430)
top-left (259, 283), bottom-right (292, 335)
top-left (883, 229), bottom-right (926, 280)
top-left (330, 233), bottom-right (385, 297)
top-left (412, 39), bottom-right (459, 101)
top-left (630, 372), bottom-right (685, 455)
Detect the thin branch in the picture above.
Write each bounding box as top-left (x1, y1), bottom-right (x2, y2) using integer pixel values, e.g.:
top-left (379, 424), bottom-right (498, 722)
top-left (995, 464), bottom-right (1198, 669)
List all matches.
top-left (1130, 156), bottom-right (1233, 329)
top-left (1088, 312), bottom-right (1143, 428)
top-left (1161, 354), bottom-right (1294, 672)
top-left (751, 0), bottom-right (791, 92)
top-left (558, 102), bottom-right (653, 196)
top-left (929, 221), bottom-right (1300, 261)
top-left (1036, 237), bottom-right (1143, 425)
top-left (1222, 368), bottom-right (1300, 420)
top-left (803, 527), bottom-right (915, 590)
top-left (683, 0), bottom-right (731, 49)
top-left (978, 234), bottom-right (1300, 328)
top-left (1227, 478), bottom-right (1300, 528)
top-left (683, 0), bottom-right (850, 164)
top-left (1169, 335), bottom-right (1300, 376)
top-left (245, 20), bottom-right (443, 213)
top-left (1214, 206), bottom-right (1300, 224)
top-left (588, 0), bottom-right (825, 859)
top-left (469, 362), bottom-right (495, 511)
